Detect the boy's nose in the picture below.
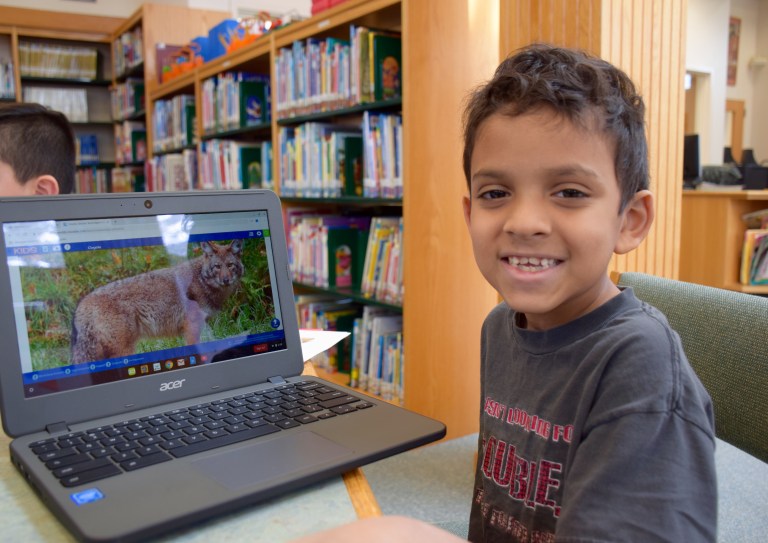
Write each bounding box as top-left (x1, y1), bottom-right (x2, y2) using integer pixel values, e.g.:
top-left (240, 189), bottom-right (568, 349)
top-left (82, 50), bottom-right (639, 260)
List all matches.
top-left (502, 199), bottom-right (550, 237)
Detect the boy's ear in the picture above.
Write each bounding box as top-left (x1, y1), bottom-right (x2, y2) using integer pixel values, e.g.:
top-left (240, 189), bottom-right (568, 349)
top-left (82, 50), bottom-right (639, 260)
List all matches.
top-left (615, 190), bottom-right (654, 255)
top-left (462, 195), bottom-right (472, 228)
top-left (29, 175), bottom-right (60, 196)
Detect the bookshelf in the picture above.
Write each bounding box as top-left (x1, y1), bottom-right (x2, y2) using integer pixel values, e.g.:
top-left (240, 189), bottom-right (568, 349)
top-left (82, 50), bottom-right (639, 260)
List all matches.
top-left (110, 4), bottom-right (227, 192)
top-left (272, 2), bottom-right (405, 404)
top-left (0, 30), bottom-right (16, 101)
top-left (680, 190), bottom-right (768, 294)
top-left (0, 7), bottom-right (125, 195)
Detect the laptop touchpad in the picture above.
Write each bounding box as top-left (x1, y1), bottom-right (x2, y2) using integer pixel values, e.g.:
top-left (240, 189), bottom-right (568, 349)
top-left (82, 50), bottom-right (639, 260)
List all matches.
top-left (192, 431), bottom-right (353, 491)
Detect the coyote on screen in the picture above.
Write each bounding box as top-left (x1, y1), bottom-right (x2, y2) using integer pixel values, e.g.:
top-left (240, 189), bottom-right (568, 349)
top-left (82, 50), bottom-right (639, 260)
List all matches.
top-left (71, 239), bottom-right (244, 364)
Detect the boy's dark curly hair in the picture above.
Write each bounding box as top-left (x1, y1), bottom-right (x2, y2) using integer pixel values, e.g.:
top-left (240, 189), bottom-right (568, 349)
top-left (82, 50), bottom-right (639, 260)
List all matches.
top-left (462, 44), bottom-right (648, 212)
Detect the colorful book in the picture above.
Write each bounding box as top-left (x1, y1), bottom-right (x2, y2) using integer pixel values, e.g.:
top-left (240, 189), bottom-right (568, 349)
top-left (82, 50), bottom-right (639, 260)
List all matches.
top-left (371, 33), bottom-right (401, 101)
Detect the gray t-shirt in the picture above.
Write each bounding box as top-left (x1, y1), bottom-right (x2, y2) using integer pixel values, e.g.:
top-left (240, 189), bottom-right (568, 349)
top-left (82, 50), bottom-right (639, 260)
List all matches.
top-left (468, 288), bottom-right (717, 542)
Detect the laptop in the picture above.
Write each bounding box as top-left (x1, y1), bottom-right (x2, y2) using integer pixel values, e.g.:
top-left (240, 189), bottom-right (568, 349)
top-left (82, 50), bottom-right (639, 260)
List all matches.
top-left (0, 190), bottom-right (445, 542)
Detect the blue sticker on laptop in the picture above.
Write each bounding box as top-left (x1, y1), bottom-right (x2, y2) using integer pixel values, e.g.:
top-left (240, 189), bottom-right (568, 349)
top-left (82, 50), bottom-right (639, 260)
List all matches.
top-left (70, 488), bottom-right (104, 506)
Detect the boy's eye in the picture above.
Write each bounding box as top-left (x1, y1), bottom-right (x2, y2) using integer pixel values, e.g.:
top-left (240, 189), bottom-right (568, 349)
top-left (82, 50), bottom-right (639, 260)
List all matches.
top-left (555, 188), bottom-right (587, 198)
top-left (478, 189), bottom-right (508, 200)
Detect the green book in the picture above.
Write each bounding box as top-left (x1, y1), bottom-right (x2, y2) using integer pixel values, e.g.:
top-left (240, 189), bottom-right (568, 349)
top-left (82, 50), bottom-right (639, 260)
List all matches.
top-left (132, 82), bottom-right (145, 112)
top-left (239, 145), bottom-right (262, 189)
top-left (130, 130), bottom-right (147, 162)
top-left (342, 136), bottom-right (363, 196)
top-left (239, 80), bottom-right (270, 127)
top-left (371, 33), bottom-right (401, 101)
top-left (327, 226), bottom-right (369, 289)
top-left (334, 312), bottom-right (361, 373)
top-left (184, 102), bottom-right (196, 146)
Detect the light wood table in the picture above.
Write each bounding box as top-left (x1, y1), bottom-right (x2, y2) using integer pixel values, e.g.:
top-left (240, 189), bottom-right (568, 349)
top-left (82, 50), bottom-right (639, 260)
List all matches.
top-left (0, 361), bottom-right (380, 542)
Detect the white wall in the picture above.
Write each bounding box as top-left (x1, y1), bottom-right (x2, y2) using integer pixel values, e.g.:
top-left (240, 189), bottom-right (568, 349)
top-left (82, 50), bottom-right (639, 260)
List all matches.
top-left (728, 0), bottom-right (760, 159)
top-left (687, 0), bottom-right (768, 165)
top-left (0, 0), bottom-right (310, 19)
top-left (686, 0), bottom-right (730, 165)
top-left (750, 1), bottom-right (768, 163)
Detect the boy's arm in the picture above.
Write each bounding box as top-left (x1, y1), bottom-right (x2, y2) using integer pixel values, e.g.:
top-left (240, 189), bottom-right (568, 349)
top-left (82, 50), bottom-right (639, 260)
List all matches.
top-left (556, 411), bottom-right (717, 542)
top-left (289, 515), bottom-right (467, 543)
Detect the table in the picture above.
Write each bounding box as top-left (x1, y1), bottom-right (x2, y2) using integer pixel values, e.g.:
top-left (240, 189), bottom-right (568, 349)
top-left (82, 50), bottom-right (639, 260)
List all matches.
top-left (0, 362), bottom-right (381, 542)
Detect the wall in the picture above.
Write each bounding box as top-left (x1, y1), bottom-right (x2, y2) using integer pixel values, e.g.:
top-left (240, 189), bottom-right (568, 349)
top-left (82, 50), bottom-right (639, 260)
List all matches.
top-left (686, 0), bottom-right (730, 165)
top-left (0, 0), bottom-right (310, 19)
top-left (754, 2), bottom-right (768, 164)
top-left (726, 0), bottom-right (768, 164)
top-left (687, 0), bottom-right (768, 166)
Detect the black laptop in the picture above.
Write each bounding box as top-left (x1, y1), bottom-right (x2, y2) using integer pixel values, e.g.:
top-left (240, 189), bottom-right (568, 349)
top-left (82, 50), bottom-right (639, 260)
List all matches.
top-left (0, 190), bottom-right (445, 542)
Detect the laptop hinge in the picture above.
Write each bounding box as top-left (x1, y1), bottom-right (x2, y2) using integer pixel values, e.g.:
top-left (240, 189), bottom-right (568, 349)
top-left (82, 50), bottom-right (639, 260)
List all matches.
top-left (45, 421), bottom-right (70, 435)
top-left (268, 375), bottom-right (287, 385)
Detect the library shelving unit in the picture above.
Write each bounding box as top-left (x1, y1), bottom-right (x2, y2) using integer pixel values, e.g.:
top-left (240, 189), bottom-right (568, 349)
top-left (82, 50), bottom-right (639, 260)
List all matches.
top-left (0, 30), bottom-right (16, 101)
top-left (271, 2), bottom-right (405, 401)
top-left (146, 0), bottom-right (412, 406)
top-left (680, 190), bottom-right (768, 295)
top-left (142, 0), bottom-right (497, 436)
top-left (111, 10), bottom-right (147, 191)
top-left (0, 7), bottom-right (124, 193)
top-left (110, 4), bottom-right (227, 192)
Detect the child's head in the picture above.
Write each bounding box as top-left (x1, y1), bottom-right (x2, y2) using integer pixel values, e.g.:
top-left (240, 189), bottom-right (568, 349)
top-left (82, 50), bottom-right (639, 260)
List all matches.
top-left (463, 43), bottom-right (648, 212)
top-left (0, 102), bottom-right (76, 195)
top-left (461, 44), bottom-right (654, 330)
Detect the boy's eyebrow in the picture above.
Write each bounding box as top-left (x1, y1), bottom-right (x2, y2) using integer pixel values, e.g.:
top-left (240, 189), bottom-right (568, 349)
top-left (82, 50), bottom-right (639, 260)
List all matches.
top-left (471, 164), bottom-right (601, 183)
top-left (470, 168), bottom-right (507, 181)
top-left (542, 165), bottom-right (600, 179)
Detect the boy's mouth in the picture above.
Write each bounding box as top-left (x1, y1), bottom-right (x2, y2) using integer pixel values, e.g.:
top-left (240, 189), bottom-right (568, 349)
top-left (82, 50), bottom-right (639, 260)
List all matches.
top-left (505, 256), bottom-right (560, 272)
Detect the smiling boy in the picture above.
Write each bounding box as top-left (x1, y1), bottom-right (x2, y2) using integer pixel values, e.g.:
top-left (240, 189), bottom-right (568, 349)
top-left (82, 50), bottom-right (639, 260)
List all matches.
top-left (462, 45), bottom-right (717, 541)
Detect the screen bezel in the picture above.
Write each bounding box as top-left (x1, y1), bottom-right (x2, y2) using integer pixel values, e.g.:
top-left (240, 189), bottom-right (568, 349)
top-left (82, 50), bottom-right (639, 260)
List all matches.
top-left (0, 190), bottom-right (303, 437)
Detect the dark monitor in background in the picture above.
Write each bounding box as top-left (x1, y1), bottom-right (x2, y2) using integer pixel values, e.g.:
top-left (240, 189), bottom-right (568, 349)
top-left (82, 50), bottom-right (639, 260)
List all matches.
top-left (741, 148), bottom-right (758, 167)
top-left (683, 134), bottom-right (701, 188)
top-left (743, 164), bottom-right (768, 190)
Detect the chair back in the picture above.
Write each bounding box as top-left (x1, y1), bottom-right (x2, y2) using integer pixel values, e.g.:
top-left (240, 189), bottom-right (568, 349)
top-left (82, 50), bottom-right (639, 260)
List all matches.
top-left (615, 272), bottom-right (768, 463)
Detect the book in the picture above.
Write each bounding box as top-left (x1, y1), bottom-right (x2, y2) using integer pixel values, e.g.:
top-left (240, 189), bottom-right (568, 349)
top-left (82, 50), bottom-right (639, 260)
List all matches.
top-left (371, 33), bottom-right (401, 101)
top-left (353, 305), bottom-right (397, 390)
top-left (288, 214), bottom-right (371, 288)
top-left (342, 135), bottom-right (364, 196)
top-left (366, 314), bottom-right (403, 396)
top-left (743, 208), bottom-right (768, 229)
top-left (362, 111), bottom-right (402, 198)
top-left (361, 216), bottom-right (402, 302)
top-left (240, 79), bottom-right (270, 126)
top-left (294, 298), bottom-right (360, 373)
top-left (278, 123), bottom-right (363, 197)
top-left (740, 229), bottom-right (768, 285)
top-left (323, 218), bottom-right (370, 289)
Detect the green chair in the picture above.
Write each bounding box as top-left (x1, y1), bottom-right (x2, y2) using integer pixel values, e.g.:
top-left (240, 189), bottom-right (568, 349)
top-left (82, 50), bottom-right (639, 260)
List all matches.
top-left (615, 272), bottom-right (768, 463)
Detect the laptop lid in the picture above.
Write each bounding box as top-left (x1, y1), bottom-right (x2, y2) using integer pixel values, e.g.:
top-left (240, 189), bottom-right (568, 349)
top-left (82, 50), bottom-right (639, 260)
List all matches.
top-left (0, 190), bottom-right (303, 438)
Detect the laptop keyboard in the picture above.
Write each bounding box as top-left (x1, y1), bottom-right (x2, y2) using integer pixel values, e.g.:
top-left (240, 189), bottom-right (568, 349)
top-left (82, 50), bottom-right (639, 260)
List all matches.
top-left (27, 381), bottom-right (374, 488)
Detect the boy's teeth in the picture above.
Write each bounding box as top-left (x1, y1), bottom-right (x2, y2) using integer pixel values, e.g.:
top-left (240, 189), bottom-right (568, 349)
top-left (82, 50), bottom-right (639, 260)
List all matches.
top-left (508, 256), bottom-right (558, 271)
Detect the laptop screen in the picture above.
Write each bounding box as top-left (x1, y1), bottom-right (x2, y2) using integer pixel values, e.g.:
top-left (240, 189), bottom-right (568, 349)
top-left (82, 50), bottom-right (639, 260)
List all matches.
top-left (3, 210), bottom-right (286, 399)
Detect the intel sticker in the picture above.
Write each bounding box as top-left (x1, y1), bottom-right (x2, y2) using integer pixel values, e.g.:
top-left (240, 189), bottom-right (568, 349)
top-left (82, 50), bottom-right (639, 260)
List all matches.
top-left (71, 488), bottom-right (104, 506)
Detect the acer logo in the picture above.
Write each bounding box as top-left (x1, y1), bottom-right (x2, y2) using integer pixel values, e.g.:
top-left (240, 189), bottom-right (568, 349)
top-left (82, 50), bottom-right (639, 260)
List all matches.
top-left (159, 379), bottom-right (185, 392)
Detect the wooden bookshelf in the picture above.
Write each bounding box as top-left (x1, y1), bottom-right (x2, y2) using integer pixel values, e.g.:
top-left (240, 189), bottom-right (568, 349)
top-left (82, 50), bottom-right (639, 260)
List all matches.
top-left (680, 190), bottom-right (768, 294)
top-left (112, 3), bottom-right (227, 170)
top-left (0, 7), bottom-right (124, 178)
